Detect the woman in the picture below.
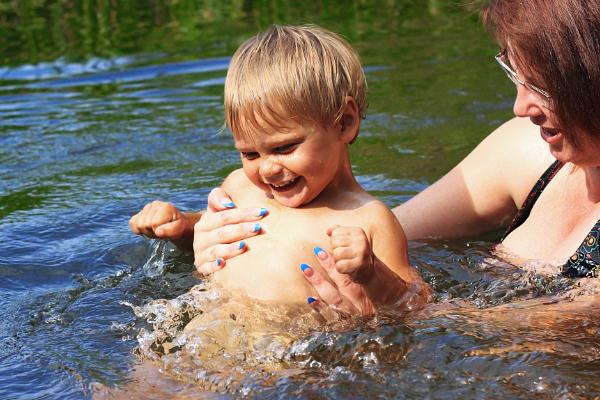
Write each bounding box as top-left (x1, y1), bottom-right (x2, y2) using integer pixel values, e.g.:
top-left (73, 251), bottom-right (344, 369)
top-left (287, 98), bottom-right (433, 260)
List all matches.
top-left (130, 0), bottom-right (600, 315)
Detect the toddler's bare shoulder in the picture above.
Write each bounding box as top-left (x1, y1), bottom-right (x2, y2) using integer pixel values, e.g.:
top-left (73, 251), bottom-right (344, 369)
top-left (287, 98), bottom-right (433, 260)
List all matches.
top-left (354, 197), bottom-right (398, 225)
top-left (221, 169), bottom-right (267, 205)
top-left (222, 169), bottom-right (253, 191)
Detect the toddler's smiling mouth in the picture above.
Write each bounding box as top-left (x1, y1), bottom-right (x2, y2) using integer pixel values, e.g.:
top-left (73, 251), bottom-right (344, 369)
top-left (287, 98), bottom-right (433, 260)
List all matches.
top-left (270, 176), bottom-right (300, 191)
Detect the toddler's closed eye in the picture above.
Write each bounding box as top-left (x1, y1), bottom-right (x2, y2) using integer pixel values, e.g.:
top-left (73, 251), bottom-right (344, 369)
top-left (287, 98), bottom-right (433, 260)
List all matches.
top-left (274, 143), bottom-right (298, 154)
top-left (241, 151), bottom-right (259, 160)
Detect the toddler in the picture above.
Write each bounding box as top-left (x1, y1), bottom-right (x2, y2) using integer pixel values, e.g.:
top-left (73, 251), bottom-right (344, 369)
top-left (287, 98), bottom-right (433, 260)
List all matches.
top-left (131, 25), bottom-right (419, 306)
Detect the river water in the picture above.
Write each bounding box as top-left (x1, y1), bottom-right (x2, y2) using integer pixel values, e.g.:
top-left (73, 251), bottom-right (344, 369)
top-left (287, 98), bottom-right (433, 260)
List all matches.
top-left (2, 1), bottom-right (600, 399)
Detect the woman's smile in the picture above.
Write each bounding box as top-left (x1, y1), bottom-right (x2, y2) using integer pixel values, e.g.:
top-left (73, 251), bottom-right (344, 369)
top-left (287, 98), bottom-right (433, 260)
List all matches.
top-left (540, 126), bottom-right (563, 145)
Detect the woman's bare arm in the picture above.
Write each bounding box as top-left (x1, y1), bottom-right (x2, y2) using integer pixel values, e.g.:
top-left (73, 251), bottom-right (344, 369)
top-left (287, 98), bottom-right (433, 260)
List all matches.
top-left (395, 117), bottom-right (554, 240)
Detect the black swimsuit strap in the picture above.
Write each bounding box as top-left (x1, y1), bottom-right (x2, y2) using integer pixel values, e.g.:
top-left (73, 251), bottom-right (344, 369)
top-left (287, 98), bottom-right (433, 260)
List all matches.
top-left (500, 159), bottom-right (564, 241)
top-left (500, 159), bottom-right (600, 278)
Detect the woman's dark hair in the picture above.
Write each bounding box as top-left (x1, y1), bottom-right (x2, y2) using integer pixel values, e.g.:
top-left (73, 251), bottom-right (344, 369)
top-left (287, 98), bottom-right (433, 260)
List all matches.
top-left (482, 0), bottom-right (600, 146)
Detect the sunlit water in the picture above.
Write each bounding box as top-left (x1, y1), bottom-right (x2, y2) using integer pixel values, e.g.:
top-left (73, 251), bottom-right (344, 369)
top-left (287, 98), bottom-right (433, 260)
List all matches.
top-left (2, 2), bottom-right (600, 399)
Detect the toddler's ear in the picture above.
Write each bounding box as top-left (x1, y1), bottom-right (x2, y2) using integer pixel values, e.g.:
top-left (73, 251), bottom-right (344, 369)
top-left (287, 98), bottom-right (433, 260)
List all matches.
top-left (340, 96), bottom-right (360, 144)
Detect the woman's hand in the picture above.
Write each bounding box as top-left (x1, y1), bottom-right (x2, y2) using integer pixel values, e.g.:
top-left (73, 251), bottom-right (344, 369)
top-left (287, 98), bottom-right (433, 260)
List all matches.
top-left (301, 246), bottom-right (376, 317)
top-left (302, 226), bottom-right (433, 321)
top-left (193, 188), bottom-right (268, 275)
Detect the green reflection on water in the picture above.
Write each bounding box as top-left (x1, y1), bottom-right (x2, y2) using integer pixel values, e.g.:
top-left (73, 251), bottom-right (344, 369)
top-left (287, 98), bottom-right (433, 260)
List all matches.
top-left (0, 185), bottom-right (54, 218)
top-left (1, 0), bottom-right (485, 65)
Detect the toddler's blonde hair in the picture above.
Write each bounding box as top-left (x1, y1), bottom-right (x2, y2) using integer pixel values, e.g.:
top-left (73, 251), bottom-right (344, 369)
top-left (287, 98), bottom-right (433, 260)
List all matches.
top-left (224, 24), bottom-right (367, 140)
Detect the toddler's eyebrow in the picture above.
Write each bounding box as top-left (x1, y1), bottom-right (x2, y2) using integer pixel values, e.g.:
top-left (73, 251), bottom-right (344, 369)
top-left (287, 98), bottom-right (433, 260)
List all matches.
top-left (234, 142), bottom-right (253, 151)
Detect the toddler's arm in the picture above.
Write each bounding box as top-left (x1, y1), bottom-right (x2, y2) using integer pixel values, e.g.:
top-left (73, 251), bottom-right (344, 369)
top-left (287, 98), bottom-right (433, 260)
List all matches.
top-left (129, 200), bottom-right (201, 250)
top-left (129, 187), bottom-right (266, 257)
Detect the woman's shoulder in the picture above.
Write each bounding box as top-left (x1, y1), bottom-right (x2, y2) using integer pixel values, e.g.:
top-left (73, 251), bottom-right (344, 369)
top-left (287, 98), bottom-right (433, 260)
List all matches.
top-left (480, 117), bottom-right (544, 153)
top-left (486, 117), bottom-right (552, 164)
top-left (468, 117), bottom-right (556, 205)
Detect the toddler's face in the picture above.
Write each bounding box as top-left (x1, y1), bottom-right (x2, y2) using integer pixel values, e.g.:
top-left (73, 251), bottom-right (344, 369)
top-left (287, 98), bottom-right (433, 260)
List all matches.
top-left (234, 120), bottom-right (347, 207)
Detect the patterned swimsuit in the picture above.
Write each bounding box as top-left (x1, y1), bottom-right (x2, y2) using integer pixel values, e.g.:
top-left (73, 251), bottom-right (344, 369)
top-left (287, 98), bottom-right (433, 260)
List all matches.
top-left (500, 160), bottom-right (600, 277)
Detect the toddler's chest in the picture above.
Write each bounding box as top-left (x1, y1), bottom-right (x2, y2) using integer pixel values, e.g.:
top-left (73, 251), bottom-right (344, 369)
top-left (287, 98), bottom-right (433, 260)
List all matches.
top-left (212, 212), bottom-right (335, 302)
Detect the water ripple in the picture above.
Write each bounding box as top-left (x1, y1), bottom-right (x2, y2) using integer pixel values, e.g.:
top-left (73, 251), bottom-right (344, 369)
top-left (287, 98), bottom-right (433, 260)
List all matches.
top-left (28, 57), bottom-right (230, 89)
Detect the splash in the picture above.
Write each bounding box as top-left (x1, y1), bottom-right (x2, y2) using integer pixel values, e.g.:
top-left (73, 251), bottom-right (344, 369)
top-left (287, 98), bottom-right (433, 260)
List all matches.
top-left (125, 280), bottom-right (322, 392)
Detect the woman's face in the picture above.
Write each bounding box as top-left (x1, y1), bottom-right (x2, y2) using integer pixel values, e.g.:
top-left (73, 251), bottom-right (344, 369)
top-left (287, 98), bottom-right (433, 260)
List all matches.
top-left (509, 54), bottom-right (600, 167)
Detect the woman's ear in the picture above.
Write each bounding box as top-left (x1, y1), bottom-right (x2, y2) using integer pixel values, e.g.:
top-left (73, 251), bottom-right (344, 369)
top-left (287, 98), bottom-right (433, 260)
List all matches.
top-left (339, 96), bottom-right (360, 144)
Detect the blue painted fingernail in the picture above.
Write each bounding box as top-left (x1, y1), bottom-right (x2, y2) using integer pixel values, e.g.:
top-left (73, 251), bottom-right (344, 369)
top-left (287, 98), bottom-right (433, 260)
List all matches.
top-left (300, 263), bottom-right (311, 272)
top-left (307, 297), bottom-right (317, 304)
top-left (221, 199), bottom-right (235, 208)
top-left (217, 258), bottom-right (222, 266)
top-left (258, 207), bottom-right (268, 217)
top-left (313, 247), bottom-right (324, 256)
top-left (238, 241), bottom-right (245, 250)
top-left (252, 223), bottom-right (261, 233)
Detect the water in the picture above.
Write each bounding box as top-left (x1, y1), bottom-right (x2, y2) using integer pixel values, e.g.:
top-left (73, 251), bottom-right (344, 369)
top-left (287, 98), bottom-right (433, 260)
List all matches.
top-left (2, 1), bottom-right (600, 398)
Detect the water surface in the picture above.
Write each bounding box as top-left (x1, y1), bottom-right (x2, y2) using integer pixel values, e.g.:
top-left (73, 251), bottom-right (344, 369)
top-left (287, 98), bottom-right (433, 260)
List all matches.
top-left (2, 1), bottom-right (599, 398)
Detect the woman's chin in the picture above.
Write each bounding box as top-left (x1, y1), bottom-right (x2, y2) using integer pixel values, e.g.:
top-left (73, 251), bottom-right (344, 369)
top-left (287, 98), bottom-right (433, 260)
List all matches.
top-left (548, 145), bottom-right (589, 166)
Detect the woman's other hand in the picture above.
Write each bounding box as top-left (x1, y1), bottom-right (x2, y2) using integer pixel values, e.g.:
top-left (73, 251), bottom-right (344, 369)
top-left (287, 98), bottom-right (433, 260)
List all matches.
top-left (301, 247), bottom-right (376, 318)
top-left (302, 246), bottom-right (433, 321)
top-left (193, 188), bottom-right (268, 275)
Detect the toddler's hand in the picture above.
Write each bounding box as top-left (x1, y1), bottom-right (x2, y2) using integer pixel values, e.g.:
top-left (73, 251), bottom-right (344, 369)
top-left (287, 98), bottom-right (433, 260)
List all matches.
top-left (327, 225), bottom-right (375, 284)
top-left (129, 200), bottom-right (189, 241)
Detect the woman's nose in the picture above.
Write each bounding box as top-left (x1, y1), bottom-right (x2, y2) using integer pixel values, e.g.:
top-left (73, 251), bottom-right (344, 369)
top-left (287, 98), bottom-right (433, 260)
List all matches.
top-left (512, 84), bottom-right (544, 118)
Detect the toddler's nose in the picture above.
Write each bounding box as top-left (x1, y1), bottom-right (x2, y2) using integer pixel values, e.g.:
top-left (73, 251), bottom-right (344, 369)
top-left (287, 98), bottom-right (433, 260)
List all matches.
top-left (259, 157), bottom-right (284, 181)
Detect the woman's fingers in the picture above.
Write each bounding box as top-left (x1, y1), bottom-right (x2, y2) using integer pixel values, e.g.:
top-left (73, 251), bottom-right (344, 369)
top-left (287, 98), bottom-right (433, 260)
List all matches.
top-left (199, 207), bottom-right (268, 232)
top-left (306, 297), bottom-right (345, 322)
top-left (192, 189), bottom-right (268, 274)
top-left (207, 187), bottom-right (236, 212)
top-left (192, 218), bottom-right (263, 270)
top-left (314, 247), bottom-right (356, 289)
top-left (313, 247), bottom-right (374, 314)
top-left (196, 258), bottom-right (226, 276)
top-left (194, 241), bottom-right (247, 273)
top-left (194, 237), bottom-right (248, 267)
top-left (301, 262), bottom-right (358, 315)
top-left (195, 220), bottom-right (262, 247)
